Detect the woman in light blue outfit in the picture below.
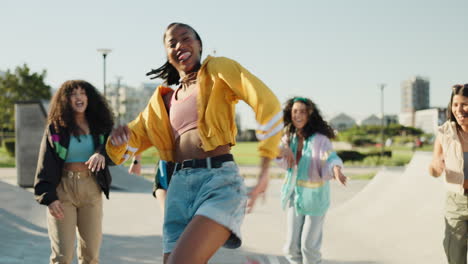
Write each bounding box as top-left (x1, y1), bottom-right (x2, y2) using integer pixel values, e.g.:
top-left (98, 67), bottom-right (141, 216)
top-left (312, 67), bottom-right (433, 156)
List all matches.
top-left (278, 97), bottom-right (347, 264)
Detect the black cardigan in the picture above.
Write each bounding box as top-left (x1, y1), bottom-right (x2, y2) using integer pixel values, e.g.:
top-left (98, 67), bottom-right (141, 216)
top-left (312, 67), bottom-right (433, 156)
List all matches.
top-left (34, 124), bottom-right (112, 206)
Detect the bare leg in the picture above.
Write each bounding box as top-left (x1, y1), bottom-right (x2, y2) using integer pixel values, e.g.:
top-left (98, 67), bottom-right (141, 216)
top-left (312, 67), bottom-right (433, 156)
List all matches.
top-left (163, 253), bottom-right (170, 264)
top-left (155, 189), bottom-right (167, 216)
top-left (168, 215), bottom-right (231, 264)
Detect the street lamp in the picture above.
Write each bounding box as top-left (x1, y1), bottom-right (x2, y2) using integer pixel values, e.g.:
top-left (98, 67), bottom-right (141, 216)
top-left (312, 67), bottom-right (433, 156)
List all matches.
top-left (115, 76), bottom-right (122, 125)
top-left (379, 83), bottom-right (386, 158)
top-left (97, 48), bottom-right (112, 96)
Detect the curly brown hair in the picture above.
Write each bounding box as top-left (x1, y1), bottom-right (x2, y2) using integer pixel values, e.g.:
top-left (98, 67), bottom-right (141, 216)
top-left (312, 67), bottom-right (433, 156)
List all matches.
top-left (48, 80), bottom-right (114, 136)
top-left (283, 97), bottom-right (335, 140)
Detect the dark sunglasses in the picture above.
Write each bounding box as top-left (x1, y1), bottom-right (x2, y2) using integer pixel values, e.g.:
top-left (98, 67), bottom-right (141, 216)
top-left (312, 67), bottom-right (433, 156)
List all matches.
top-left (453, 84), bottom-right (468, 90)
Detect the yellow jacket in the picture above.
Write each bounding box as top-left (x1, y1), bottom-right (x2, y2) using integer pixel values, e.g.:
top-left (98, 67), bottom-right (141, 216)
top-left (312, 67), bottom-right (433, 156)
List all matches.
top-left (106, 56), bottom-right (283, 164)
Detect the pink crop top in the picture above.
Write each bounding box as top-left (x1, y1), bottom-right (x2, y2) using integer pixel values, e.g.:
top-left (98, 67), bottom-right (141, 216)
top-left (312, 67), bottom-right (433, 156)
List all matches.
top-left (169, 87), bottom-right (199, 139)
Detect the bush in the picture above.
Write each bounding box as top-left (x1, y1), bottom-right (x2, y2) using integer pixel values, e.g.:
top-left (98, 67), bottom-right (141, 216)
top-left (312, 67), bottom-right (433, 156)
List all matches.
top-left (336, 124), bottom-right (425, 147)
top-left (352, 138), bottom-right (376, 146)
top-left (337, 150), bottom-right (366, 162)
top-left (393, 136), bottom-right (415, 145)
top-left (356, 155), bottom-right (406, 166)
top-left (365, 150), bottom-right (392, 158)
top-left (338, 149), bottom-right (394, 164)
top-left (3, 138), bottom-right (15, 157)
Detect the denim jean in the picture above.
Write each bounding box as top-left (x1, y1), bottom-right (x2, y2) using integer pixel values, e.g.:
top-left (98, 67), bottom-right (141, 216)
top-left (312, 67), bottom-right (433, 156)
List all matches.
top-left (284, 199), bottom-right (326, 264)
top-left (163, 161), bottom-right (247, 253)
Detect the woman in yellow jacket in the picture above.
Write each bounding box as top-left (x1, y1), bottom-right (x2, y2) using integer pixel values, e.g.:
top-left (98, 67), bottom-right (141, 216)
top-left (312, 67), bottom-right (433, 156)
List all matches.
top-left (106, 22), bottom-right (283, 264)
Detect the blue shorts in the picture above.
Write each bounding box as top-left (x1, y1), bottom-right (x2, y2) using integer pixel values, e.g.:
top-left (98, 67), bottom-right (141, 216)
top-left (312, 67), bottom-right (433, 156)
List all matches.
top-left (162, 161), bottom-right (247, 253)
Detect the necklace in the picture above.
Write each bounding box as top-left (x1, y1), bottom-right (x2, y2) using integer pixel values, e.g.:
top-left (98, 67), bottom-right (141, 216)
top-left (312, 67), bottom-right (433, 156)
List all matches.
top-left (458, 128), bottom-right (468, 143)
top-left (179, 72), bottom-right (197, 90)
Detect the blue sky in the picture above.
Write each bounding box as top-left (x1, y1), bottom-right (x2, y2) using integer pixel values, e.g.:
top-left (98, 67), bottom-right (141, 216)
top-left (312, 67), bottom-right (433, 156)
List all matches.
top-left (1, 0), bottom-right (467, 128)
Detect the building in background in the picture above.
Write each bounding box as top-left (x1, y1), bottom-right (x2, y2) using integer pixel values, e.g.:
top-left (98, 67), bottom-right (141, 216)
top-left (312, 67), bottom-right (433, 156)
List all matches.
top-left (107, 81), bottom-right (160, 124)
top-left (360, 114), bottom-right (381, 126)
top-left (329, 113), bottom-right (356, 131)
top-left (398, 76), bottom-right (445, 134)
top-left (141, 82), bottom-right (160, 99)
top-left (399, 108), bottom-right (446, 134)
top-left (383, 115), bottom-right (399, 126)
top-left (358, 114), bottom-right (399, 127)
top-left (401, 76), bottom-right (430, 113)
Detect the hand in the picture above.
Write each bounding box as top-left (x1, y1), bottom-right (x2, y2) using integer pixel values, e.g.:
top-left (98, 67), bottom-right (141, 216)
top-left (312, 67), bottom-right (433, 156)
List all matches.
top-left (48, 200), bottom-right (64, 220)
top-left (128, 160), bottom-right (141, 175)
top-left (247, 174), bottom-right (268, 213)
top-left (247, 157), bottom-right (271, 213)
top-left (110, 125), bottom-right (130, 146)
top-left (85, 153), bottom-right (105, 172)
top-left (280, 146), bottom-right (295, 169)
top-left (430, 156), bottom-right (445, 177)
top-left (333, 165), bottom-right (347, 186)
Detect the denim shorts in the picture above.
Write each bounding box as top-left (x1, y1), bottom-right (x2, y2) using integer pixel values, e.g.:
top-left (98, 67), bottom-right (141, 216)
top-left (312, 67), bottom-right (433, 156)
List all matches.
top-left (162, 161), bottom-right (247, 253)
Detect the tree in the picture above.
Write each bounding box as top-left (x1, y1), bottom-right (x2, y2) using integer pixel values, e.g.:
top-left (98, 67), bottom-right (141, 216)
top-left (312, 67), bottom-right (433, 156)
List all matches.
top-left (0, 64), bottom-right (52, 131)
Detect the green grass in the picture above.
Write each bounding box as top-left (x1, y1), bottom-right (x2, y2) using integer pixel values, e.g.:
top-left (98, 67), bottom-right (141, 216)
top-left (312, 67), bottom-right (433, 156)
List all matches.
top-left (0, 146), bottom-right (15, 167)
top-left (123, 147), bottom-right (160, 167)
top-left (349, 172), bottom-right (377, 180)
top-left (129, 142), bottom-right (262, 167)
top-left (419, 144), bottom-right (434, 152)
top-left (344, 145), bottom-right (417, 166)
top-left (131, 142), bottom-right (420, 168)
top-left (231, 142), bottom-right (260, 166)
top-left (0, 139), bottom-right (425, 169)
top-left (240, 171), bottom-right (285, 179)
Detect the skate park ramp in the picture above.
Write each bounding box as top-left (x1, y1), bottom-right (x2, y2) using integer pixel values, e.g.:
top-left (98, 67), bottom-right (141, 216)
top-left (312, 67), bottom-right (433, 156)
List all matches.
top-left (108, 165), bottom-right (154, 193)
top-left (0, 180), bottom-right (49, 263)
top-left (322, 151), bottom-right (447, 263)
top-left (0, 151), bottom-right (449, 263)
top-left (0, 168), bottom-right (165, 264)
top-left (0, 167), bottom-right (288, 264)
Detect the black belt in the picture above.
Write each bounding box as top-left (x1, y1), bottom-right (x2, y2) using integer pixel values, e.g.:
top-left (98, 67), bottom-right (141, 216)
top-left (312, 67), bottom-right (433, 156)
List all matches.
top-left (174, 154), bottom-right (234, 172)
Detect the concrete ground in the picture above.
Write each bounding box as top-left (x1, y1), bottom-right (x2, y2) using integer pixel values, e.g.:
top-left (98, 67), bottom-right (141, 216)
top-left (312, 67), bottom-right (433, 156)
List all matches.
top-left (0, 152), bottom-right (448, 263)
top-left (322, 152), bottom-right (446, 264)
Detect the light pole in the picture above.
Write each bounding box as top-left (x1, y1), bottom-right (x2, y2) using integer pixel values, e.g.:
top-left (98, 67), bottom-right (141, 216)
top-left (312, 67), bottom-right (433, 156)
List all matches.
top-left (97, 48), bottom-right (112, 96)
top-left (115, 76), bottom-right (122, 125)
top-left (379, 84), bottom-right (386, 158)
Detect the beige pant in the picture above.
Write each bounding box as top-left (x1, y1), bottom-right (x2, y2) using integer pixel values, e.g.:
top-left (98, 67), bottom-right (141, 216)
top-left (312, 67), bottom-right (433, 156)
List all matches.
top-left (47, 170), bottom-right (103, 264)
top-left (444, 191), bottom-right (468, 264)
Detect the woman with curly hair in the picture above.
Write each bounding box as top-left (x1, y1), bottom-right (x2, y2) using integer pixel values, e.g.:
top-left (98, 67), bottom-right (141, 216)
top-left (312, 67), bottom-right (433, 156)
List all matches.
top-left (278, 97), bottom-right (347, 264)
top-left (34, 80), bottom-right (114, 264)
top-left (106, 22), bottom-right (282, 263)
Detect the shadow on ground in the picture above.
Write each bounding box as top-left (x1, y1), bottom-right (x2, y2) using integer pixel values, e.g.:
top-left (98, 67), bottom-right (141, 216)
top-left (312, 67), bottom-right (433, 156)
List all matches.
top-left (0, 209), bottom-right (165, 264)
top-left (0, 208), bottom-right (311, 264)
top-left (323, 261), bottom-right (377, 264)
top-left (1, 207), bottom-right (379, 264)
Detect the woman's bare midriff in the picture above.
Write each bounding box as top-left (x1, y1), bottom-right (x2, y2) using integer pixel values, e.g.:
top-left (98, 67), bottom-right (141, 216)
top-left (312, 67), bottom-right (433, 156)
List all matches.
top-left (63, 162), bottom-right (89, 172)
top-left (174, 129), bottom-right (231, 163)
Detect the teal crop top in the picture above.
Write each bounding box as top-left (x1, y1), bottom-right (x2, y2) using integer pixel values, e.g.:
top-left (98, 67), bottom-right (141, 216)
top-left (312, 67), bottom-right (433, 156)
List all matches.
top-left (65, 135), bottom-right (95, 163)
